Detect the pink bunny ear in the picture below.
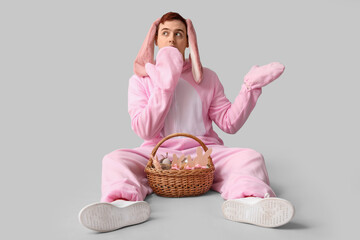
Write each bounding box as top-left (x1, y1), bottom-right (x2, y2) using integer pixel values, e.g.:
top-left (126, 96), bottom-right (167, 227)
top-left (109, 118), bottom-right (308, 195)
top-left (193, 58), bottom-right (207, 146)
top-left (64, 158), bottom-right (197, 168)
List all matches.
top-left (133, 18), bottom-right (160, 77)
top-left (186, 19), bottom-right (203, 84)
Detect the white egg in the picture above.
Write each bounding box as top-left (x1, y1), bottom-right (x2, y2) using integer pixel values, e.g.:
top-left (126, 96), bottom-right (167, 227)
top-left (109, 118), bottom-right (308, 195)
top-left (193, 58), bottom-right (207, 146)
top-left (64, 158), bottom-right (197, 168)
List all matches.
top-left (162, 158), bottom-right (171, 165)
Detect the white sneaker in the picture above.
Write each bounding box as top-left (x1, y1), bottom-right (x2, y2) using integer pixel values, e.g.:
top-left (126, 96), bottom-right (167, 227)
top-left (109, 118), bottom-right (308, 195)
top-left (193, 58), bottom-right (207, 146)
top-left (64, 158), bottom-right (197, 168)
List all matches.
top-left (222, 195), bottom-right (295, 228)
top-left (79, 200), bottom-right (151, 232)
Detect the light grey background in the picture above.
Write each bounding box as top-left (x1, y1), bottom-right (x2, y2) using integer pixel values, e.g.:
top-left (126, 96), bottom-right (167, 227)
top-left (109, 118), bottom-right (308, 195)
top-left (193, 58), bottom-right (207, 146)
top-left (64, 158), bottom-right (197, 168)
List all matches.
top-left (1, 0), bottom-right (359, 239)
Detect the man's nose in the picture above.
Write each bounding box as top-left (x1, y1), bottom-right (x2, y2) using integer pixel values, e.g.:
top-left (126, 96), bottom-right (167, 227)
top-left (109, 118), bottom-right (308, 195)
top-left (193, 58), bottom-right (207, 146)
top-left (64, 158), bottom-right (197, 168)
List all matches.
top-left (169, 33), bottom-right (175, 43)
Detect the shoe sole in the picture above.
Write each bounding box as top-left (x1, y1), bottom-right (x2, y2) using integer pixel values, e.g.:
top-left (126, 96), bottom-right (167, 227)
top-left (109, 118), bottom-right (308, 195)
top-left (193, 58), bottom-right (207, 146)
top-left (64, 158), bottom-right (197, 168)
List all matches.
top-left (222, 198), bottom-right (295, 228)
top-left (79, 201), bottom-right (151, 232)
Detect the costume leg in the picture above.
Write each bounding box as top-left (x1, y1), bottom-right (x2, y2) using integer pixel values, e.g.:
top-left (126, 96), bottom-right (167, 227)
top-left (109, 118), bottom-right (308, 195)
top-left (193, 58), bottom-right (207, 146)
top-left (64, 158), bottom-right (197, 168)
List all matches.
top-left (101, 146), bottom-right (181, 202)
top-left (80, 146), bottom-right (160, 232)
top-left (210, 146), bottom-right (276, 200)
top-left (101, 147), bottom-right (153, 202)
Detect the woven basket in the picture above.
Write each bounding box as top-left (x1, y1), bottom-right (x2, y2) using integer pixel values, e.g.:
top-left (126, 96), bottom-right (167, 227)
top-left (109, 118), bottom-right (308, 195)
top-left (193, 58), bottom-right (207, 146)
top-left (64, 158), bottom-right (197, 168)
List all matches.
top-left (145, 133), bottom-right (215, 198)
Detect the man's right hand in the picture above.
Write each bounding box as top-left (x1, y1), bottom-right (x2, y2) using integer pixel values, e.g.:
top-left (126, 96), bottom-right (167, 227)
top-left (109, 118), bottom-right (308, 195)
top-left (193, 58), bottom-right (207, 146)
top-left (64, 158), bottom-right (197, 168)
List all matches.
top-left (145, 46), bottom-right (184, 91)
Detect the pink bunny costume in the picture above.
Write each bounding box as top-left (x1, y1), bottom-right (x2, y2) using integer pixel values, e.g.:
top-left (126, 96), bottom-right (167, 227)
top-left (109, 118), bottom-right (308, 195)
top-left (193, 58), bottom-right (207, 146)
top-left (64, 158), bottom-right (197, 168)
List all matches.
top-left (101, 19), bottom-right (284, 202)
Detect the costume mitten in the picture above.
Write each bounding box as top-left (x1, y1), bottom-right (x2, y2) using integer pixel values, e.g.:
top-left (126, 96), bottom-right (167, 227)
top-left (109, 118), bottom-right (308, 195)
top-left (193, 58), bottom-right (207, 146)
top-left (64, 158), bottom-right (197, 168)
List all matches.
top-left (145, 46), bottom-right (184, 91)
top-left (243, 62), bottom-right (285, 90)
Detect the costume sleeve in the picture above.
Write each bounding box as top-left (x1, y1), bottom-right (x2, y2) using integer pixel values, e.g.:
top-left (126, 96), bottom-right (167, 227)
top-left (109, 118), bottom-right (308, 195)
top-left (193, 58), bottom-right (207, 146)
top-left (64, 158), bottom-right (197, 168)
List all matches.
top-left (128, 75), bottom-right (174, 140)
top-left (208, 75), bottom-right (262, 134)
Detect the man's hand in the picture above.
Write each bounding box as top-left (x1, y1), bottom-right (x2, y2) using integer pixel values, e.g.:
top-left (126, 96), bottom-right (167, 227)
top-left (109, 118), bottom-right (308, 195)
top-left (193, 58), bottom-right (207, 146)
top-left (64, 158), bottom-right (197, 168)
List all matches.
top-left (145, 46), bottom-right (184, 91)
top-left (244, 62), bottom-right (285, 90)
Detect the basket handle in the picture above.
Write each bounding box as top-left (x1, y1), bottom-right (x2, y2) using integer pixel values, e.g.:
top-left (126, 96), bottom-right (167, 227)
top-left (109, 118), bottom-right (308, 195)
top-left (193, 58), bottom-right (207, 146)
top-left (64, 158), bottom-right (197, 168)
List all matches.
top-left (149, 133), bottom-right (213, 168)
top-left (151, 133), bottom-right (208, 156)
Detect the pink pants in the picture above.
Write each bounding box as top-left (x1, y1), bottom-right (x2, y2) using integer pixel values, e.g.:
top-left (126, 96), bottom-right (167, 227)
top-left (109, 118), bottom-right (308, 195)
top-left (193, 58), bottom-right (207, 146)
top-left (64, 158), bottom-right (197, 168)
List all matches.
top-left (101, 145), bottom-right (276, 202)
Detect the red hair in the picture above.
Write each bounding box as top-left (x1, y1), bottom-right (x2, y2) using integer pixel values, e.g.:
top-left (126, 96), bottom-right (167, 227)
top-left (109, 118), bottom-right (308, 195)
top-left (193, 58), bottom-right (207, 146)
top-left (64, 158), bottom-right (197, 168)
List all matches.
top-left (155, 12), bottom-right (188, 40)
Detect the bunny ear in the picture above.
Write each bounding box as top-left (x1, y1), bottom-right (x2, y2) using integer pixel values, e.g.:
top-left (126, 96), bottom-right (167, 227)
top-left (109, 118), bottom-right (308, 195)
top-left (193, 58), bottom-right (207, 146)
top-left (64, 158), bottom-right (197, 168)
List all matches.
top-left (203, 148), bottom-right (212, 159)
top-left (187, 155), bottom-right (195, 168)
top-left (172, 154), bottom-right (181, 167)
top-left (186, 19), bottom-right (203, 84)
top-left (172, 154), bottom-right (178, 163)
top-left (200, 148), bottom-right (212, 166)
top-left (152, 155), bottom-right (162, 170)
top-left (134, 18), bottom-right (160, 77)
top-left (196, 147), bottom-right (203, 158)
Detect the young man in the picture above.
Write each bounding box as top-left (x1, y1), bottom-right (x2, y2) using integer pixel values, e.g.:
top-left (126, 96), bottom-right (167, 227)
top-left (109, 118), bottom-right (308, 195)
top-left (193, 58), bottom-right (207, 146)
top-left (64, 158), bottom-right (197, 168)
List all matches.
top-left (79, 12), bottom-right (294, 232)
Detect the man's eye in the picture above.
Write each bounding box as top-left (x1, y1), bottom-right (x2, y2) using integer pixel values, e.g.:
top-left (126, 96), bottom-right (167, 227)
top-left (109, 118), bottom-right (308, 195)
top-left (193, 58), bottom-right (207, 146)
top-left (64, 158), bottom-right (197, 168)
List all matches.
top-left (162, 31), bottom-right (168, 36)
top-left (176, 32), bottom-right (182, 37)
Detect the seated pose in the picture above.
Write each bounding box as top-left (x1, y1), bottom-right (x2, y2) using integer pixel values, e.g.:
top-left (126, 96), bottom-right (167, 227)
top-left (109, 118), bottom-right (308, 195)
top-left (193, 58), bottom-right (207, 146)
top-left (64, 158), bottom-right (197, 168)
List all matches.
top-left (79, 12), bottom-right (295, 232)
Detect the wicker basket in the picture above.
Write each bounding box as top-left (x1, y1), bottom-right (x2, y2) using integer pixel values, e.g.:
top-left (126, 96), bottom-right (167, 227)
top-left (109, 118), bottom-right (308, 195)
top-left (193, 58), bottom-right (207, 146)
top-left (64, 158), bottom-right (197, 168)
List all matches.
top-left (145, 133), bottom-right (215, 198)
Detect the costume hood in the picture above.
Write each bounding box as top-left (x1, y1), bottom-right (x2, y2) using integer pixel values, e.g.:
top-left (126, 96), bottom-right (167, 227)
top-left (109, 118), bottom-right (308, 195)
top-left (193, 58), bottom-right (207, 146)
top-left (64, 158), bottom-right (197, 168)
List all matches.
top-left (133, 18), bottom-right (203, 84)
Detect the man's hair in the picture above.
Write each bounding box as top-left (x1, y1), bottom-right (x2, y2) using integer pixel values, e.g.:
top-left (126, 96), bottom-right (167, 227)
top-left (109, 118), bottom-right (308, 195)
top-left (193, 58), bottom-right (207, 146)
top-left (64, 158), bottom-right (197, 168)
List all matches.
top-left (155, 12), bottom-right (187, 40)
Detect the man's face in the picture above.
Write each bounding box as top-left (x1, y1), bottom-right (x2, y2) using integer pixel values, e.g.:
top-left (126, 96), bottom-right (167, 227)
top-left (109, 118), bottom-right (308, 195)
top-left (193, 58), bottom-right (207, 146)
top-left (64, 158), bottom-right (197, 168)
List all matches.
top-left (156, 20), bottom-right (188, 58)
